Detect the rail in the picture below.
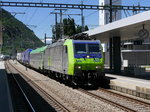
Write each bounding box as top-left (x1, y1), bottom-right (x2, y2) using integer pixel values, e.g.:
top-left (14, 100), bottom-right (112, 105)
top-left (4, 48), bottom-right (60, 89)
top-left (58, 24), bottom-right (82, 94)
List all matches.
top-left (78, 88), bottom-right (135, 112)
top-left (98, 88), bottom-right (150, 108)
top-left (78, 88), bottom-right (150, 112)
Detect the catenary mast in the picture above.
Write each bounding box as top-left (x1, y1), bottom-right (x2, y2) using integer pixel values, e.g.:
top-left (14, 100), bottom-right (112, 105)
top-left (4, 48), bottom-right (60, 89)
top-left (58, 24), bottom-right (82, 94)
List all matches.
top-left (99, 0), bottom-right (122, 26)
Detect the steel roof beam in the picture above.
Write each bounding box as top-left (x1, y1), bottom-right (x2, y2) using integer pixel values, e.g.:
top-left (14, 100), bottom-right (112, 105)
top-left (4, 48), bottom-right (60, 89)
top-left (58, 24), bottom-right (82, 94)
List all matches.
top-left (0, 1), bottom-right (150, 11)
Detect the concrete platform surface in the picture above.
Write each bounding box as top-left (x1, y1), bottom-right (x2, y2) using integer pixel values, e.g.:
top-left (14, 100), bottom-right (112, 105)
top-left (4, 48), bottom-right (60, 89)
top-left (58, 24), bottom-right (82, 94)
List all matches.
top-left (106, 74), bottom-right (150, 99)
top-left (0, 61), bottom-right (13, 112)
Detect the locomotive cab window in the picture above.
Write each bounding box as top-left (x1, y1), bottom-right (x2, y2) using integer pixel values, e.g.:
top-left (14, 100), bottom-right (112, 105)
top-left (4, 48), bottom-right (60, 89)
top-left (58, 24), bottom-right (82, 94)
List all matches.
top-left (88, 44), bottom-right (100, 54)
top-left (74, 43), bottom-right (87, 54)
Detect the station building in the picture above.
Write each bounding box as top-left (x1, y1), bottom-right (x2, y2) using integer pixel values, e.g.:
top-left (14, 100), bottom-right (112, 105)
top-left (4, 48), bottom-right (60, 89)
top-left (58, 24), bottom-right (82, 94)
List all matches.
top-left (86, 0), bottom-right (150, 75)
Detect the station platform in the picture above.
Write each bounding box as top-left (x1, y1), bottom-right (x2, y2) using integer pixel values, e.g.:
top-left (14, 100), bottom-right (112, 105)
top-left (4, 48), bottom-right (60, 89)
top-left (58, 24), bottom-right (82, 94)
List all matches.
top-left (0, 61), bottom-right (13, 112)
top-left (106, 74), bottom-right (150, 99)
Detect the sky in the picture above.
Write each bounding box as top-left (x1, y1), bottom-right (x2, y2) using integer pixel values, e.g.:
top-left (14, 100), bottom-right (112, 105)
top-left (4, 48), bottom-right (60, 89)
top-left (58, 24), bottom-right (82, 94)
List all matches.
top-left (1, 0), bottom-right (150, 39)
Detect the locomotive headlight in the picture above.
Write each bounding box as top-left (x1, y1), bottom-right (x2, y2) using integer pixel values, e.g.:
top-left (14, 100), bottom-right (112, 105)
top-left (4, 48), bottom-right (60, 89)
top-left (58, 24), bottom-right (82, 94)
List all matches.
top-left (86, 55), bottom-right (90, 58)
top-left (78, 66), bottom-right (81, 69)
top-left (75, 66), bottom-right (81, 69)
top-left (96, 66), bottom-right (101, 69)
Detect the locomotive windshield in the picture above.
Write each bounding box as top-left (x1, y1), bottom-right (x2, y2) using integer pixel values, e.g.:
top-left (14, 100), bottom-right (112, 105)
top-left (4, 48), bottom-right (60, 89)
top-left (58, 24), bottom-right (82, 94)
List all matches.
top-left (74, 43), bottom-right (87, 54)
top-left (74, 43), bottom-right (100, 54)
top-left (88, 44), bottom-right (100, 54)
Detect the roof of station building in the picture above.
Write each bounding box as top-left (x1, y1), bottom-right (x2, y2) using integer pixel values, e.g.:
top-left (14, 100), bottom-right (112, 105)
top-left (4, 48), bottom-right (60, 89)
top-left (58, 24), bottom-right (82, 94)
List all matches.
top-left (85, 10), bottom-right (150, 42)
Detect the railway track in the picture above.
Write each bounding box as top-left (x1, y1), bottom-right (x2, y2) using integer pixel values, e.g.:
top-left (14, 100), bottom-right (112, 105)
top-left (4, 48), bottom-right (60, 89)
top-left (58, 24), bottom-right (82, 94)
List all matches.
top-left (98, 88), bottom-right (150, 109)
top-left (78, 88), bottom-right (150, 112)
top-left (6, 60), bottom-right (150, 112)
top-left (5, 60), bottom-right (71, 112)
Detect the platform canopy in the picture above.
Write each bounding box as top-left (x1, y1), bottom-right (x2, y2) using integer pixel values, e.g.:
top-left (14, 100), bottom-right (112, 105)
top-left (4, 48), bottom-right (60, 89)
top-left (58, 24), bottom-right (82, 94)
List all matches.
top-left (86, 10), bottom-right (150, 43)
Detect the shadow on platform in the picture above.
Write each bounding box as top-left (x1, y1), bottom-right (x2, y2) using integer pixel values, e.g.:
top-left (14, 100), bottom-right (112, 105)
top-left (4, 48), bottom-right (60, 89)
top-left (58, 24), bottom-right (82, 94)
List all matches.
top-left (0, 69), bottom-right (13, 112)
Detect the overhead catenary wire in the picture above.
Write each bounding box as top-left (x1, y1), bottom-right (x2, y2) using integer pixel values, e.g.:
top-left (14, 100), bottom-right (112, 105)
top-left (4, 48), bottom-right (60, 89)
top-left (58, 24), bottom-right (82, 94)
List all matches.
top-left (21, 0), bottom-right (34, 21)
top-left (76, 10), bottom-right (98, 24)
top-left (22, 0), bottom-right (49, 32)
top-left (5, 0), bottom-right (146, 39)
top-left (37, 0), bottom-right (92, 38)
top-left (65, 0), bottom-right (98, 31)
top-left (26, 0), bottom-right (44, 25)
top-left (36, 14), bottom-right (50, 28)
top-left (123, 10), bottom-right (128, 17)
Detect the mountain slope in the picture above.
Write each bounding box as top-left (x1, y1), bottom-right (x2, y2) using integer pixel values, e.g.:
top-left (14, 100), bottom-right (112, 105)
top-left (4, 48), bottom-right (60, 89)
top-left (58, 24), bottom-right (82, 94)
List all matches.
top-left (0, 8), bottom-right (44, 55)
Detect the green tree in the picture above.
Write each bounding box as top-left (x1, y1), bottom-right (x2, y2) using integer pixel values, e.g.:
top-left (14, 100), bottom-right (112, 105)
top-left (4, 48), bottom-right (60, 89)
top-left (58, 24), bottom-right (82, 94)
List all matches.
top-left (67, 18), bottom-right (76, 36)
top-left (52, 17), bottom-right (89, 41)
top-left (63, 18), bottom-right (68, 35)
top-left (76, 25), bottom-right (82, 34)
top-left (52, 23), bottom-right (61, 42)
top-left (84, 25), bottom-right (89, 31)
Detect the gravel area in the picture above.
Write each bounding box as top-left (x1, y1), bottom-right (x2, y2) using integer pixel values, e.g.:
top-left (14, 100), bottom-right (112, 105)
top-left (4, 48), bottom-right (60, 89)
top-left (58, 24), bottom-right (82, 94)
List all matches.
top-left (90, 89), bottom-right (150, 112)
top-left (109, 89), bottom-right (150, 103)
top-left (10, 60), bottom-right (125, 112)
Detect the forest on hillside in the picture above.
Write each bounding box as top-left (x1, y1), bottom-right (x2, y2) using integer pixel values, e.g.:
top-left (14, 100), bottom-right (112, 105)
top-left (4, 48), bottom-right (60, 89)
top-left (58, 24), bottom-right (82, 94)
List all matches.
top-left (0, 8), bottom-right (44, 55)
